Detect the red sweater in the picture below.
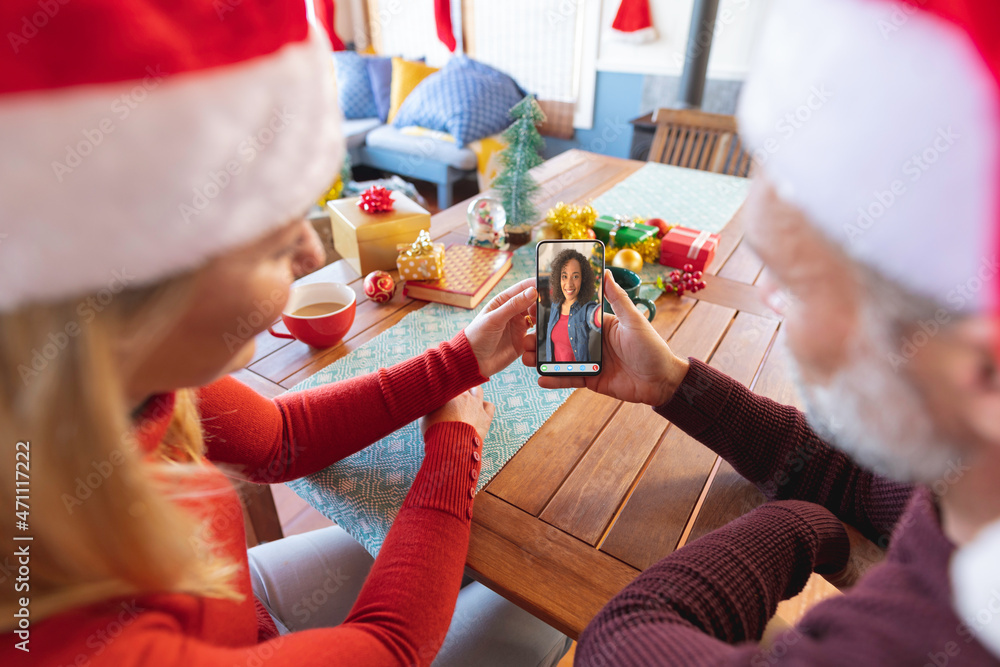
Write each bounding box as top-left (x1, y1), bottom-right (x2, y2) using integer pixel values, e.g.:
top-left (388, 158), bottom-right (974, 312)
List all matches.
top-left (577, 359), bottom-right (999, 666)
top-left (6, 333), bottom-right (488, 667)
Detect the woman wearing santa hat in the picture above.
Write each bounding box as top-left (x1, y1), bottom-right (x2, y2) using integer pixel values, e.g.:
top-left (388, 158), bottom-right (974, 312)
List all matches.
top-left (0, 2), bottom-right (570, 665)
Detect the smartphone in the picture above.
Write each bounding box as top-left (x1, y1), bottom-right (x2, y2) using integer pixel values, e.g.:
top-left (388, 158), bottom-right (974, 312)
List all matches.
top-left (535, 239), bottom-right (605, 377)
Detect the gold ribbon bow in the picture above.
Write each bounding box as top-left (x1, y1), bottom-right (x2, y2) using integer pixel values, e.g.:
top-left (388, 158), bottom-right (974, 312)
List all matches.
top-left (401, 230), bottom-right (436, 258)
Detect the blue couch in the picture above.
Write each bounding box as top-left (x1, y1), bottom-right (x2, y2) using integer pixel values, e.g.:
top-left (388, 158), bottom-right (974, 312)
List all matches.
top-left (344, 119), bottom-right (477, 209)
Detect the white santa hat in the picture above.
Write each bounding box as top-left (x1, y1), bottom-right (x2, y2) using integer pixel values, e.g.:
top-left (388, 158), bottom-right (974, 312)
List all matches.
top-left (737, 0), bottom-right (999, 315)
top-left (739, 0), bottom-right (1000, 656)
top-left (0, 0), bottom-right (344, 312)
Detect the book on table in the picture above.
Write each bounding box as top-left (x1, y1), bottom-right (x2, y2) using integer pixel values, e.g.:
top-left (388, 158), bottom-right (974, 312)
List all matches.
top-left (403, 245), bottom-right (514, 309)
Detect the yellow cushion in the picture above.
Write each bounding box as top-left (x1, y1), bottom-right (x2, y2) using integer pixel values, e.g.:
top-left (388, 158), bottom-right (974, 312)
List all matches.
top-left (388, 58), bottom-right (439, 123)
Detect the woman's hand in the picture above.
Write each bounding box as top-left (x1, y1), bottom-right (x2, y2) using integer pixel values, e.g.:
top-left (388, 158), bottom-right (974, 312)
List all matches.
top-left (465, 278), bottom-right (538, 378)
top-left (522, 270), bottom-right (690, 406)
top-left (420, 386), bottom-right (495, 442)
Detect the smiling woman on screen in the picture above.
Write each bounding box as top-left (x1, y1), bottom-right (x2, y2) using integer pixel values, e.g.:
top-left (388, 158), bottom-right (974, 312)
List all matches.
top-left (542, 249), bottom-right (602, 364)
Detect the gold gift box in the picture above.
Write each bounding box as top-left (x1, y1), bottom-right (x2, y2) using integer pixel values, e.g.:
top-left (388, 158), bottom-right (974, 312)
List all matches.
top-left (328, 191), bottom-right (431, 276)
top-left (396, 235), bottom-right (446, 281)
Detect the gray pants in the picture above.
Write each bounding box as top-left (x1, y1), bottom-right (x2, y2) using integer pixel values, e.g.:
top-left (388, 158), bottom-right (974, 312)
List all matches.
top-left (247, 526), bottom-right (572, 667)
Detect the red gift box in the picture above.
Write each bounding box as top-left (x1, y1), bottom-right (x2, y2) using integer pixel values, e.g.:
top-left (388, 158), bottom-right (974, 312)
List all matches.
top-left (659, 226), bottom-right (720, 271)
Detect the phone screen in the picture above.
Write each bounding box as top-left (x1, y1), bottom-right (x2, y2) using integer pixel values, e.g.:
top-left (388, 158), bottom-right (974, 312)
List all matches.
top-left (535, 239), bottom-right (605, 376)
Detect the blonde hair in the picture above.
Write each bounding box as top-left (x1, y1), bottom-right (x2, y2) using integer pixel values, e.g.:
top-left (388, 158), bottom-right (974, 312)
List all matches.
top-left (0, 276), bottom-right (242, 630)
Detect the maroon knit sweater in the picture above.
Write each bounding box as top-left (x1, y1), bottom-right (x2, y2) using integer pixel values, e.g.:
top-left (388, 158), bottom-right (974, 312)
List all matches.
top-left (576, 359), bottom-right (998, 666)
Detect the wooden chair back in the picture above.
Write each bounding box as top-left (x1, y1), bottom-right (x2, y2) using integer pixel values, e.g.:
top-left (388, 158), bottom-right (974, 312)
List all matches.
top-left (648, 108), bottom-right (754, 177)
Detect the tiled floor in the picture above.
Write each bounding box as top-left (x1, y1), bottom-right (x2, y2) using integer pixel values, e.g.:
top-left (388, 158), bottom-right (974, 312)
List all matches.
top-left (270, 481), bottom-right (335, 537)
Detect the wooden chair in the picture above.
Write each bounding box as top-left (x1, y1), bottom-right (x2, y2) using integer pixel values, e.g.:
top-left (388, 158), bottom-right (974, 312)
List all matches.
top-left (648, 108), bottom-right (754, 177)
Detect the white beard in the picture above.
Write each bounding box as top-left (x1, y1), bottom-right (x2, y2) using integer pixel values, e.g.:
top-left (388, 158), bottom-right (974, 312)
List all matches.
top-left (951, 517), bottom-right (1000, 658)
top-left (788, 307), bottom-right (961, 485)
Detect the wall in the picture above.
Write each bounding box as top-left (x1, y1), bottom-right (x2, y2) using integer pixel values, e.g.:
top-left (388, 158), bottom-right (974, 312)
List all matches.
top-left (543, 71), bottom-right (643, 159)
top-left (597, 0), bottom-right (772, 80)
top-left (546, 0), bottom-right (766, 159)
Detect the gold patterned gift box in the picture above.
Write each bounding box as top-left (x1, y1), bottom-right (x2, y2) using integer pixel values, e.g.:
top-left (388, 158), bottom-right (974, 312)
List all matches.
top-left (328, 191), bottom-right (431, 276)
top-left (396, 231), bottom-right (445, 281)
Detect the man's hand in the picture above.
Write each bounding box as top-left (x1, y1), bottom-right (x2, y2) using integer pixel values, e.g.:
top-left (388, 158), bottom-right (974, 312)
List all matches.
top-left (465, 278), bottom-right (538, 378)
top-left (523, 270), bottom-right (690, 406)
top-left (420, 386), bottom-right (495, 442)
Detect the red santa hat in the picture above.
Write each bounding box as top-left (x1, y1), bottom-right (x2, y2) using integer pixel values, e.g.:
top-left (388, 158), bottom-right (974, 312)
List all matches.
top-left (738, 0), bottom-right (999, 316)
top-left (609, 0), bottom-right (658, 44)
top-left (0, 0), bottom-right (344, 312)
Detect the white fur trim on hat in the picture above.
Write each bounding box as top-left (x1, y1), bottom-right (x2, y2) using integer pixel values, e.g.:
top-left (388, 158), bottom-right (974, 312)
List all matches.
top-left (951, 517), bottom-right (1000, 658)
top-left (0, 28), bottom-right (343, 312)
top-left (738, 0), bottom-right (999, 312)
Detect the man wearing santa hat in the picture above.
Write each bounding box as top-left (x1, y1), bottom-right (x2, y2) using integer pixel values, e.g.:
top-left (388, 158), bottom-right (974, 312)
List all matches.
top-left (529, 0), bottom-right (1000, 663)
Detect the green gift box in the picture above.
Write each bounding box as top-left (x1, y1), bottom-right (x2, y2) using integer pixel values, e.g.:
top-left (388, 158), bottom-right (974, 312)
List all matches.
top-left (594, 215), bottom-right (658, 247)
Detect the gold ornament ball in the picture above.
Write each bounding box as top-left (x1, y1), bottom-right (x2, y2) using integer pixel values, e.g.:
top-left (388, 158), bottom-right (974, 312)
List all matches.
top-left (612, 248), bottom-right (643, 273)
top-left (532, 222), bottom-right (561, 242)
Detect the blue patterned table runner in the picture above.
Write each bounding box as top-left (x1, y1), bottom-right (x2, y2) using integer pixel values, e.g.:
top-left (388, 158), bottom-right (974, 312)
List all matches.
top-left (287, 163), bottom-right (750, 556)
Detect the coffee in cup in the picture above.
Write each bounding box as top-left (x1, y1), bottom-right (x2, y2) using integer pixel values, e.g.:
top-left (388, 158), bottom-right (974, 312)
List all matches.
top-left (268, 282), bottom-right (357, 347)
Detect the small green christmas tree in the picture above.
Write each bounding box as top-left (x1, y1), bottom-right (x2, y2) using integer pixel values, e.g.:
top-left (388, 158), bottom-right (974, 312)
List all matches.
top-left (493, 95), bottom-right (546, 241)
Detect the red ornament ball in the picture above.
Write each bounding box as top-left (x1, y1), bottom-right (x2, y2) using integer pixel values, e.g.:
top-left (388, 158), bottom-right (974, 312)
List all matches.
top-left (585, 228), bottom-right (597, 240)
top-left (364, 271), bottom-right (396, 303)
top-left (647, 218), bottom-right (672, 239)
top-left (357, 185), bottom-right (395, 214)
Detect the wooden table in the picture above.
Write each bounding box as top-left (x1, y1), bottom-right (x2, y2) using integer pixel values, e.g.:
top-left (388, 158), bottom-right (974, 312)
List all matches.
top-left (240, 149), bottom-right (793, 639)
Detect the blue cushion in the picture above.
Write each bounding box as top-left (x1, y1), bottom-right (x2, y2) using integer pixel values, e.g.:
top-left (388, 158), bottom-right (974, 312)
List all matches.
top-left (365, 125), bottom-right (478, 170)
top-left (343, 117), bottom-right (381, 149)
top-left (392, 56), bottom-right (525, 146)
top-left (365, 56), bottom-right (393, 123)
top-left (331, 51), bottom-right (378, 120)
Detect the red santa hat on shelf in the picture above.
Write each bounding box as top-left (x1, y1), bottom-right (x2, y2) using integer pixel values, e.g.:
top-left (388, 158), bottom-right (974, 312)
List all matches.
top-left (0, 0), bottom-right (344, 312)
top-left (609, 0), bottom-right (658, 44)
top-left (739, 0), bottom-right (999, 656)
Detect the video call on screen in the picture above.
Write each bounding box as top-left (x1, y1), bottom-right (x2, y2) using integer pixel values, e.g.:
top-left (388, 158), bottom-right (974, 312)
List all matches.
top-left (536, 240), bottom-right (604, 374)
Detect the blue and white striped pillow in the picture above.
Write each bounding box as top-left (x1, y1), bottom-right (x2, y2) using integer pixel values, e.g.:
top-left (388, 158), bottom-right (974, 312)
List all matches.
top-left (331, 51), bottom-right (378, 120)
top-left (393, 56), bottom-right (525, 146)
